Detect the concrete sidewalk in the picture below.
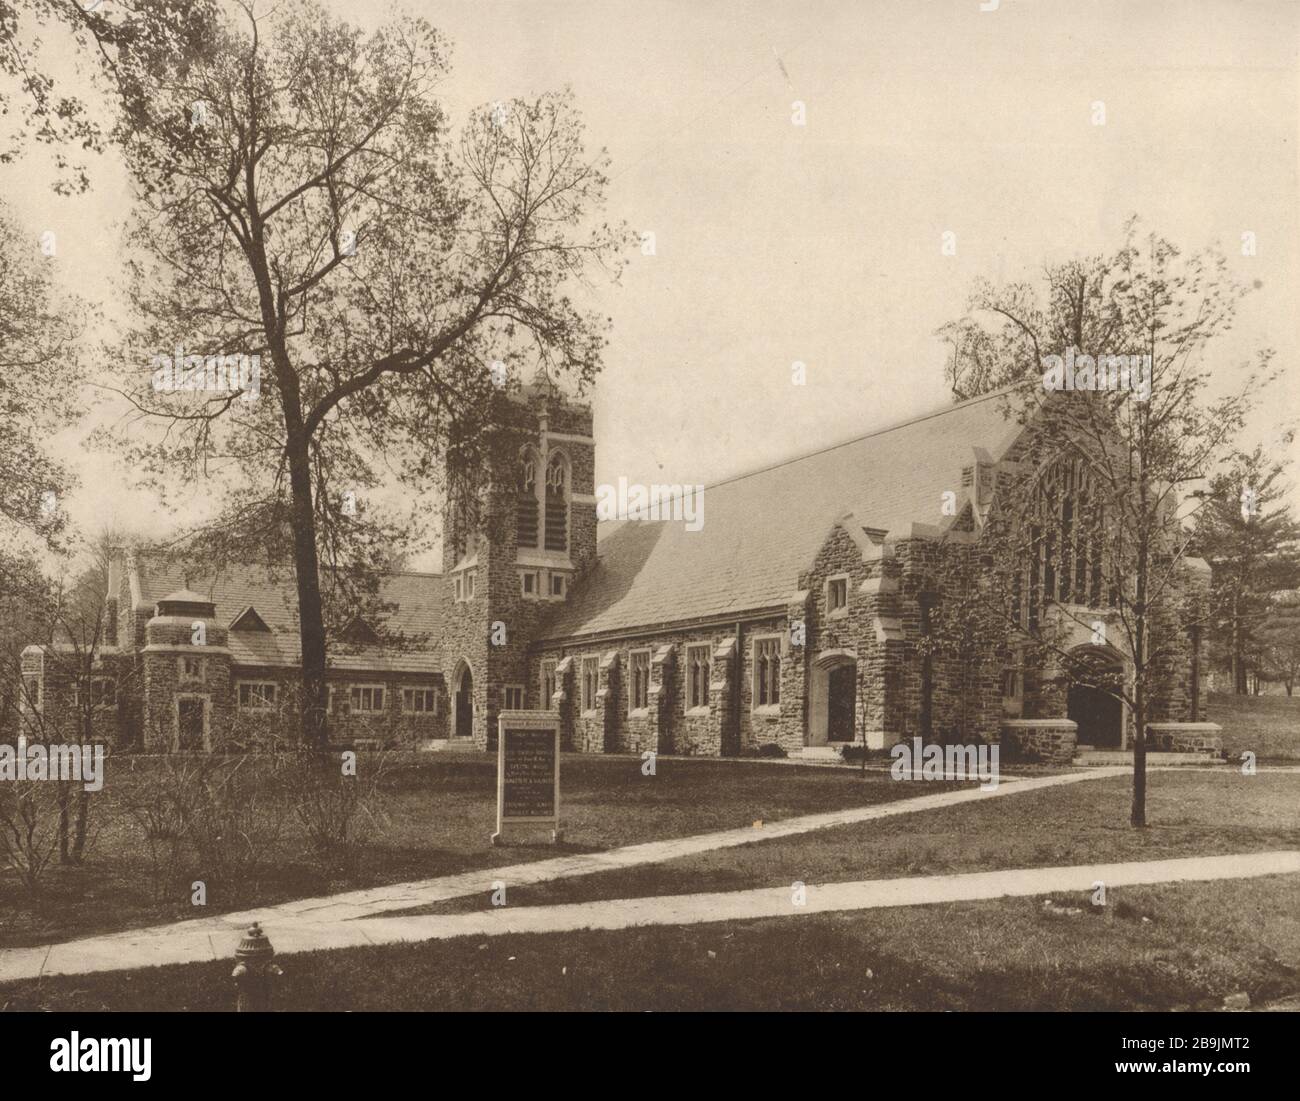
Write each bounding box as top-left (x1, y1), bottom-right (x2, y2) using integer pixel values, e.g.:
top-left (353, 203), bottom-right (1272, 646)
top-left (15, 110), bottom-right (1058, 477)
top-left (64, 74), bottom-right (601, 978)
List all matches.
top-left (6, 849), bottom-right (1298, 981)
top-left (0, 768), bottom-right (1130, 983)
top-left (1, 764), bottom-right (1288, 983)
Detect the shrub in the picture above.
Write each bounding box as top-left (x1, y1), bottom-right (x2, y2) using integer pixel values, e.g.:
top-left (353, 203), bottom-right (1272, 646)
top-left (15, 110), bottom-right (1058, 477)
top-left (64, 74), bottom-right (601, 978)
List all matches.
top-left (292, 749), bottom-right (390, 878)
top-left (756, 742), bottom-right (787, 758)
top-left (175, 754), bottom-right (294, 902)
top-left (0, 779), bottom-right (63, 892)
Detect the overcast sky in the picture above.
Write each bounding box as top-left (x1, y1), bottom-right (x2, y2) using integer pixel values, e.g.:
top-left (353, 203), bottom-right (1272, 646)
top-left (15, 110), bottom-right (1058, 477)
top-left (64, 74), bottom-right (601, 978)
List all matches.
top-left (2, 0), bottom-right (1297, 569)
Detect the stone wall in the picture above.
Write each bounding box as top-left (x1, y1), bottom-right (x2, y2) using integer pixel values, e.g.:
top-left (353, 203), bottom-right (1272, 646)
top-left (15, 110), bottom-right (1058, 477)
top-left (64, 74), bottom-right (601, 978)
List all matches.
top-left (533, 613), bottom-right (800, 757)
top-left (1146, 722), bottom-right (1223, 754)
top-left (1001, 718), bottom-right (1078, 764)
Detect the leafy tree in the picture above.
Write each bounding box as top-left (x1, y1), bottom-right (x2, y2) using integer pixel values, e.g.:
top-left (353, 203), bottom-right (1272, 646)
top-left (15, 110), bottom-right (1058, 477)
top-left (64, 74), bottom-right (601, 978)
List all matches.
top-left (0, 198), bottom-right (83, 557)
top-left (90, 0), bottom-right (626, 746)
top-left (936, 224), bottom-right (1275, 826)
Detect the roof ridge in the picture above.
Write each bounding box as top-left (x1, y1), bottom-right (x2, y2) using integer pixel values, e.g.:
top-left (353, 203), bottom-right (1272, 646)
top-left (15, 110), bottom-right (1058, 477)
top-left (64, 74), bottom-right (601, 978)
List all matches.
top-left (136, 553), bottom-right (442, 582)
top-left (700, 386), bottom-right (1015, 496)
top-left (594, 386), bottom-right (1019, 525)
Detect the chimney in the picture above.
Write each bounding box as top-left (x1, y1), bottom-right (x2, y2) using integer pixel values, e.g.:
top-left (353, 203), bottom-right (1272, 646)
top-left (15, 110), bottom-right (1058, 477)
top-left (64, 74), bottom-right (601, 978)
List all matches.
top-left (105, 547), bottom-right (122, 646)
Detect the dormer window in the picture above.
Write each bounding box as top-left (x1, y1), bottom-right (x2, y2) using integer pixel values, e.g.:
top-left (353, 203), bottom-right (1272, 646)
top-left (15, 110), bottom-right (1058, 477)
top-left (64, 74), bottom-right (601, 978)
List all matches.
top-left (230, 606), bottom-right (271, 632)
top-left (545, 453), bottom-right (568, 552)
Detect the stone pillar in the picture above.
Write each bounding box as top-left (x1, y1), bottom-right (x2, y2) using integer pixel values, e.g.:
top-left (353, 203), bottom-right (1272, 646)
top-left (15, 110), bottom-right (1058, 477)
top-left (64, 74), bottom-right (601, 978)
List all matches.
top-left (646, 643), bottom-right (675, 755)
top-left (553, 655), bottom-right (575, 751)
top-left (706, 638), bottom-right (737, 756)
top-left (785, 591), bottom-right (810, 747)
top-left (596, 650), bottom-right (620, 753)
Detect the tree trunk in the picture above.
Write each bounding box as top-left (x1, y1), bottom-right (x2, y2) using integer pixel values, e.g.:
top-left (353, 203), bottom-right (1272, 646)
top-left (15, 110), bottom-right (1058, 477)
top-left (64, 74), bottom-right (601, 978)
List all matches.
top-left (243, 157), bottom-right (330, 750)
top-left (1231, 593), bottom-right (1247, 694)
top-left (285, 426), bottom-right (329, 749)
top-left (57, 783), bottom-right (70, 864)
top-left (72, 787), bottom-right (89, 864)
top-left (1131, 519), bottom-right (1149, 829)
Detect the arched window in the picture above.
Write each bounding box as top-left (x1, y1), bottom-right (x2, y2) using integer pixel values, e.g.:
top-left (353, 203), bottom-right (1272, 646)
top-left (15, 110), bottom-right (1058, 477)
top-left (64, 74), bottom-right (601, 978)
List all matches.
top-left (1018, 458), bottom-right (1110, 624)
top-left (517, 451), bottom-right (539, 549)
top-left (544, 452), bottom-right (568, 552)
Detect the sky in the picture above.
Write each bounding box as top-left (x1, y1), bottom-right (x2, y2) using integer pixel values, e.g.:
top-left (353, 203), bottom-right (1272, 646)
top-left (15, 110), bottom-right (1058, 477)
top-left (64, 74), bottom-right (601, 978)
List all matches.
top-left (2, 0), bottom-right (1297, 570)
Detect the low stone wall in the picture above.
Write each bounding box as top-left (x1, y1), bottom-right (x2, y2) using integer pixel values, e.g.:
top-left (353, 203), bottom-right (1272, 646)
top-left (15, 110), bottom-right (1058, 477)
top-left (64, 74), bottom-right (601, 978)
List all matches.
top-left (1146, 722), bottom-right (1223, 755)
top-left (1000, 719), bottom-right (1078, 764)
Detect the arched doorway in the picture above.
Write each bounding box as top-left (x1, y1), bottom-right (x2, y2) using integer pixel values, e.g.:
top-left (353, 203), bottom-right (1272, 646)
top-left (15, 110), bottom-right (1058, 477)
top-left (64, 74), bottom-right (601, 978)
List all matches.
top-left (810, 651), bottom-right (858, 745)
top-left (1066, 647), bottom-right (1124, 748)
top-left (453, 661), bottom-right (474, 740)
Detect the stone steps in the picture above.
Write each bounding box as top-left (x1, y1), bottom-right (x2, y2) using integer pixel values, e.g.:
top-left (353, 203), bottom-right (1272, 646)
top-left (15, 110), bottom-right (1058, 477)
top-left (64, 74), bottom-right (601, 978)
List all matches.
top-left (1072, 749), bottom-right (1224, 767)
top-left (788, 746), bottom-right (846, 762)
top-left (419, 738), bottom-right (481, 753)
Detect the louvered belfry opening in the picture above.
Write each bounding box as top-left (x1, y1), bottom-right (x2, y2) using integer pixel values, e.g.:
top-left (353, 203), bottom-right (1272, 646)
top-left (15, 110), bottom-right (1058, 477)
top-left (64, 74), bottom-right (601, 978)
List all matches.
top-left (544, 453), bottom-right (568, 552)
top-left (517, 452), bottom-right (539, 548)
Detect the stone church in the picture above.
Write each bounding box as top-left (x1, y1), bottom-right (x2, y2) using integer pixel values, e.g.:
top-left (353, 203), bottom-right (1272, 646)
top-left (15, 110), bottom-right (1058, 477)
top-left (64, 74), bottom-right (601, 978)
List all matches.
top-left (19, 384), bottom-right (1221, 764)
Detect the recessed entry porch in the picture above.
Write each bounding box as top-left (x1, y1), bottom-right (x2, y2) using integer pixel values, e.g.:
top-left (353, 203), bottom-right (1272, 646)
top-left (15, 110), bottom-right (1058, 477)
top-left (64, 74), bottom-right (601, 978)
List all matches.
top-left (808, 650), bottom-right (858, 746)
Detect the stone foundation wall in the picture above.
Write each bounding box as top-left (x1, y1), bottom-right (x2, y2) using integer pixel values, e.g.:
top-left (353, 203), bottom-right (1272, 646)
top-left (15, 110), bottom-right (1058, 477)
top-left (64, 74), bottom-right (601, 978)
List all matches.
top-left (1146, 722), bottom-right (1223, 754)
top-left (1000, 718), bottom-right (1078, 764)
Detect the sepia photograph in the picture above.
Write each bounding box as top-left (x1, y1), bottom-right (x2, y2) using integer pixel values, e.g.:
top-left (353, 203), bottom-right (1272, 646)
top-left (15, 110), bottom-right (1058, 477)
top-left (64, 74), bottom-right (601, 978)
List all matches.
top-left (0, 0), bottom-right (1297, 1072)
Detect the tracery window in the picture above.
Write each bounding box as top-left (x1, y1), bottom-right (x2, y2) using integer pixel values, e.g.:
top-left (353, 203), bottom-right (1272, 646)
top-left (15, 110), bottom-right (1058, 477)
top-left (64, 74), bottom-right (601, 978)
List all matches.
top-left (1014, 458), bottom-right (1113, 628)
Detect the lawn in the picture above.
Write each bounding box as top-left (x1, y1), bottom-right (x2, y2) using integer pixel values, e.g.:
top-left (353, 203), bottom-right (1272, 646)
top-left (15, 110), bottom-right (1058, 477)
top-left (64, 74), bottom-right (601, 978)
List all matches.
top-left (0, 752), bottom-right (977, 948)
top-left (1209, 691), bottom-right (1300, 760)
top-left (2, 762), bottom-right (1296, 1011)
top-left (3, 873), bottom-right (1297, 1011)
top-left (400, 769), bottom-right (1300, 916)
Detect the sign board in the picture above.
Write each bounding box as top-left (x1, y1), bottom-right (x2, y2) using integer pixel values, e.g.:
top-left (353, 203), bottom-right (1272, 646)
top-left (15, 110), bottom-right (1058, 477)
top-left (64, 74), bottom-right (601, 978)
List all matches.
top-left (493, 710), bottom-right (562, 846)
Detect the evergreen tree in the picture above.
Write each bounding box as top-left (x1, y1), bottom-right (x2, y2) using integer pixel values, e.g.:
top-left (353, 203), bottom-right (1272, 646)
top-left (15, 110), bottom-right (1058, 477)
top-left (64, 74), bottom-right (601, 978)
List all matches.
top-left (1191, 446), bottom-right (1300, 694)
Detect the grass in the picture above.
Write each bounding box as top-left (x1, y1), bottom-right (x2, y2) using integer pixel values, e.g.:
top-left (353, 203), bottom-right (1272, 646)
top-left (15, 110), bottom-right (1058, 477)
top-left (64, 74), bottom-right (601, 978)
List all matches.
top-left (0, 753), bottom-right (977, 948)
top-left (394, 769), bottom-right (1300, 915)
top-left (1209, 691), bottom-right (1300, 760)
top-left (4, 873), bottom-right (1297, 1012)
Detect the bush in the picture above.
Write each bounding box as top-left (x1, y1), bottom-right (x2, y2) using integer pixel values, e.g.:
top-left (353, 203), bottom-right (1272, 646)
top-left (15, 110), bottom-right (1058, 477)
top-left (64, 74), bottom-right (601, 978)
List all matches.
top-left (115, 755), bottom-right (206, 903)
top-left (178, 754), bottom-right (294, 900)
top-left (292, 749), bottom-right (390, 878)
top-left (756, 742), bottom-right (787, 758)
top-left (0, 779), bottom-right (63, 892)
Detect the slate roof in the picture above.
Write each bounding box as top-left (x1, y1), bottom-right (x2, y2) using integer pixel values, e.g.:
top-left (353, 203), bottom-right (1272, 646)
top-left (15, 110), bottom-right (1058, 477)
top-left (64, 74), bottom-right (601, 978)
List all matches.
top-left (131, 557), bottom-right (445, 675)
top-left (540, 389), bottom-right (1026, 641)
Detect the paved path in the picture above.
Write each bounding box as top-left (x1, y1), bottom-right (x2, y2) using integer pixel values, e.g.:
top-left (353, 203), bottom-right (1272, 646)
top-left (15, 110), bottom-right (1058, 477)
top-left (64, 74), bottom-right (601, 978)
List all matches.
top-left (5, 850), bottom-right (1298, 981)
top-left (0, 764), bottom-right (1291, 983)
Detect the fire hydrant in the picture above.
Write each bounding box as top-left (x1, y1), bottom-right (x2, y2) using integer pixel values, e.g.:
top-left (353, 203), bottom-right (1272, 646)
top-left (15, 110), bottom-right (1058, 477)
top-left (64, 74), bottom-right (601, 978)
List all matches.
top-left (231, 922), bottom-right (283, 1012)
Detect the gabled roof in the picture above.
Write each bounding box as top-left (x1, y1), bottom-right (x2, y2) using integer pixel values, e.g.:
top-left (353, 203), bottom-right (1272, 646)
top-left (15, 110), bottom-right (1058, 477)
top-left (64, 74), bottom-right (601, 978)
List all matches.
top-left (540, 389), bottom-right (1025, 641)
top-left (130, 558), bottom-right (446, 672)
